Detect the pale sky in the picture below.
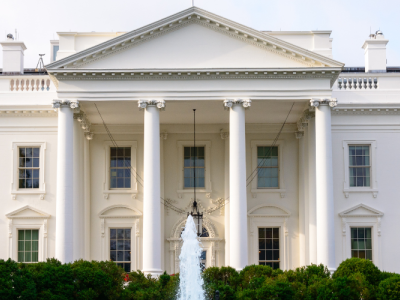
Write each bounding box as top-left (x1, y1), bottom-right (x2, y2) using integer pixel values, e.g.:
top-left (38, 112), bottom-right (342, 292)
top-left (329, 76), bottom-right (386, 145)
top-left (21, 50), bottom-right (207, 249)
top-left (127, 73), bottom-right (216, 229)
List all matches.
top-left (1, 0), bottom-right (399, 68)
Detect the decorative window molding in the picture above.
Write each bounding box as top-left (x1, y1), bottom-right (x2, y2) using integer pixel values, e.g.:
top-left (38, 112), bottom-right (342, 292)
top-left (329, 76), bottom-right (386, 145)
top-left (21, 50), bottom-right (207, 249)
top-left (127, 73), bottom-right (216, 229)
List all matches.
top-left (339, 204), bottom-right (383, 268)
top-left (250, 140), bottom-right (286, 198)
top-left (99, 205), bottom-right (142, 271)
top-left (248, 205), bottom-right (291, 270)
top-left (6, 205), bottom-right (50, 262)
top-left (176, 141), bottom-right (212, 198)
top-left (342, 140), bottom-right (378, 198)
top-left (103, 141), bottom-right (138, 199)
top-left (167, 215), bottom-right (223, 274)
top-left (11, 142), bottom-right (46, 200)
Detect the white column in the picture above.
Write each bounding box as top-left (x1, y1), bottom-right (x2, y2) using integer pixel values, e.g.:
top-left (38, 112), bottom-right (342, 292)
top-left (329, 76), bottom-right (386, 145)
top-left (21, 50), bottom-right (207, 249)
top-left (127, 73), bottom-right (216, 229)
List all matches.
top-left (53, 100), bottom-right (79, 264)
top-left (307, 115), bottom-right (317, 264)
top-left (310, 98), bottom-right (337, 272)
top-left (221, 131), bottom-right (230, 266)
top-left (139, 99), bottom-right (165, 276)
top-left (296, 131), bottom-right (306, 267)
top-left (224, 99), bottom-right (251, 270)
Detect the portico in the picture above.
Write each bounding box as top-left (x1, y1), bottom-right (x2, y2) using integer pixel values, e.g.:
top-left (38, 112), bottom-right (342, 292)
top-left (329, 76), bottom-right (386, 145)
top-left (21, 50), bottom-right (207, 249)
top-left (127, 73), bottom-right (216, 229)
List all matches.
top-left (45, 6), bottom-right (344, 273)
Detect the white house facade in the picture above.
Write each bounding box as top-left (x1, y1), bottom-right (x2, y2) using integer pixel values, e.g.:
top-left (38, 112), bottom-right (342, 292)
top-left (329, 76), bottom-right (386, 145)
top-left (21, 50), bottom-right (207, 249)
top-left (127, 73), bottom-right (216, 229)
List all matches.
top-left (1, 7), bottom-right (399, 275)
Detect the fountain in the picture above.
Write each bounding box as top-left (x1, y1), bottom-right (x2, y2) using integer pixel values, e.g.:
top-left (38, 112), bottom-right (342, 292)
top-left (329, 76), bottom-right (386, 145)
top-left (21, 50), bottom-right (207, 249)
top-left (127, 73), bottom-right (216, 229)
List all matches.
top-left (177, 215), bottom-right (205, 300)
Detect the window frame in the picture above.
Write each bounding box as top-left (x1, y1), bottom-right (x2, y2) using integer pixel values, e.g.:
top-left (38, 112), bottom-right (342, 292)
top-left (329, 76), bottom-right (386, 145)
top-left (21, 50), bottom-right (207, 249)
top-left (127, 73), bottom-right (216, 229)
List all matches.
top-left (109, 228), bottom-right (133, 273)
top-left (350, 227), bottom-right (373, 261)
top-left (183, 146), bottom-right (206, 189)
top-left (12, 142), bottom-right (46, 199)
top-left (258, 227), bottom-right (281, 269)
top-left (177, 141), bottom-right (212, 196)
top-left (250, 140), bottom-right (286, 198)
top-left (342, 140), bottom-right (378, 198)
top-left (103, 141), bottom-right (138, 198)
top-left (17, 229), bottom-right (40, 263)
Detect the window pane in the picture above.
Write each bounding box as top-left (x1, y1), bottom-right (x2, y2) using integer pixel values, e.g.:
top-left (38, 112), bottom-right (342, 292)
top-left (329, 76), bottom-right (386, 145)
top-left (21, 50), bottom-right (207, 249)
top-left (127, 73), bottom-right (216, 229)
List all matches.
top-left (124, 251), bottom-right (131, 261)
top-left (266, 250), bottom-right (272, 260)
top-left (19, 148), bottom-right (26, 157)
top-left (273, 228), bottom-right (279, 238)
top-left (26, 148), bottom-right (33, 157)
top-left (25, 230), bottom-right (31, 240)
top-left (33, 158), bottom-right (39, 168)
top-left (265, 239), bottom-right (272, 250)
top-left (258, 228), bottom-right (266, 238)
top-left (117, 229), bottom-right (124, 239)
top-left (18, 230), bottom-right (25, 241)
top-left (265, 228), bottom-right (272, 238)
top-left (117, 251), bottom-right (124, 261)
top-left (124, 263), bottom-right (131, 273)
top-left (110, 251), bottom-right (116, 261)
top-left (259, 240), bottom-right (266, 250)
top-left (259, 250), bottom-right (265, 260)
top-left (18, 241), bottom-right (24, 251)
top-left (110, 229), bottom-right (116, 239)
top-left (26, 158), bottom-right (32, 167)
top-left (32, 252), bottom-right (38, 262)
top-left (117, 240), bottom-right (124, 250)
top-left (25, 252), bottom-right (31, 263)
top-left (32, 230), bottom-right (38, 240)
top-left (32, 241), bottom-right (38, 251)
top-left (18, 252), bottom-right (24, 262)
top-left (33, 148), bottom-right (40, 157)
top-left (365, 228), bottom-right (371, 238)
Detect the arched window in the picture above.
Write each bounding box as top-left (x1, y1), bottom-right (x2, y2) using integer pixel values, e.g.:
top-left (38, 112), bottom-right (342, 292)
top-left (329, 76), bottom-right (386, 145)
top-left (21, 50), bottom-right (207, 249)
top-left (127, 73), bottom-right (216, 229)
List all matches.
top-left (180, 225), bottom-right (209, 237)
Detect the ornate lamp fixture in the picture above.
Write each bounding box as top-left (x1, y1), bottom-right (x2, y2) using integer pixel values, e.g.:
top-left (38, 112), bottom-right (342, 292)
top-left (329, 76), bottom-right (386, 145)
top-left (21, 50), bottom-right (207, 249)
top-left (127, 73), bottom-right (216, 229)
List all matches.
top-left (187, 109), bottom-right (204, 236)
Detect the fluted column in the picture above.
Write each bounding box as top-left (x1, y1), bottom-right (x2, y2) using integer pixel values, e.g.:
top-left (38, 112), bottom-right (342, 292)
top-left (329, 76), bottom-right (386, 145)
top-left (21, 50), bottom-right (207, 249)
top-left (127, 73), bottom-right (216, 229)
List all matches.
top-left (139, 99), bottom-right (165, 276)
top-left (310, 98), bottom-right (337, 272)
top-left (224, 99), bottom-right (251, 270)
top-left (53, 100), bottom-right (79, 263)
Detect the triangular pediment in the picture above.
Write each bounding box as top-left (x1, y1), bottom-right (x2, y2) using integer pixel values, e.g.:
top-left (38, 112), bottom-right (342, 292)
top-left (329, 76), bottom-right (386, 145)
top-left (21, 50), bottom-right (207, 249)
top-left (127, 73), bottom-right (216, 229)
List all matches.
top-left (248, 205), bottom-right (290, 217)
top-left (339, 204), bottom-right (383, 218)
top-left (6, 205), bottom-right (51, 219)
top-left (46, 7), bottom-right (343, 71)
top-left (99, 205), bottom-right (142, 218)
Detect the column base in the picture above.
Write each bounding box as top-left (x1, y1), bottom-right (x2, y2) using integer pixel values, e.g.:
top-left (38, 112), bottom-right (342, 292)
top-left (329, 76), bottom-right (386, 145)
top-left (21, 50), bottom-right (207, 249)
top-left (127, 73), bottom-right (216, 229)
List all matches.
top-left (328, 267), bottom-right (337, 274)
top-left (142, 269), bottom-right (164, 277)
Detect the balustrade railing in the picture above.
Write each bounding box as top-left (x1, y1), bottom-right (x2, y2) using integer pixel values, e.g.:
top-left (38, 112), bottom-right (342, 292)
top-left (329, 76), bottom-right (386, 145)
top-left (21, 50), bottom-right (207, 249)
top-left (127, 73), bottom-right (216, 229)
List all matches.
top-left (337, 77), bottom-right (378, 90)
top-left (9, 77), bottom-right (52, 91)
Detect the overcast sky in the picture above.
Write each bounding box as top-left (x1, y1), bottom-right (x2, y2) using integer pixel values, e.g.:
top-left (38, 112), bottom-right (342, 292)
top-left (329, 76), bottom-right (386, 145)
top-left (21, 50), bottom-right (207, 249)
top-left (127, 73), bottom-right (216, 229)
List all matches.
top-left (1, 0), bottom-right (399, 68)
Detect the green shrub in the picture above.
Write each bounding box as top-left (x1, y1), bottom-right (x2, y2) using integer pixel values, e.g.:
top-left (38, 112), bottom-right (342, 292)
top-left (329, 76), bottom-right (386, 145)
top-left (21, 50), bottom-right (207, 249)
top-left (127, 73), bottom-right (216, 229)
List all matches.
top-left (377, 275), bottom-right (400, 300)
top-left (0, 258), bottom-right (37, 300)
top-left (333, 258), bottom-right (381, 286)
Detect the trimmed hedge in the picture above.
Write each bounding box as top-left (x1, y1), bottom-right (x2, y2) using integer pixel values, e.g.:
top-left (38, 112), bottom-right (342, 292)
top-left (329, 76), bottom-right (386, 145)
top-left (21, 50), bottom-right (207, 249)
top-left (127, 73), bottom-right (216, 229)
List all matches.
top-left (0, 257), bottom-right (399, 299)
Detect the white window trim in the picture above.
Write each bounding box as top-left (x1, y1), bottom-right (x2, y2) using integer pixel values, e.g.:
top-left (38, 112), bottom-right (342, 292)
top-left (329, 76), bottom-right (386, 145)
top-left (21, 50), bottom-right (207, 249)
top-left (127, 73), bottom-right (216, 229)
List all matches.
top-left (99, 205), bottom-right (142, 271)
top-left (250, 140), bottom-right (286, 198)
top-left (11, 142), bottom-right (47, 200)
top-left (339, 204), bottom-right (383, 268)
top-left (103, 141), bottom-right (138, 199)
top-left (342, 140), bottom-right (378, 198)
top-left (176, 141), bottom-right (212, 197)
top-left (248, 205), bottom-right (291, 270)
top-left (6, 205), bottom-right (50, 262)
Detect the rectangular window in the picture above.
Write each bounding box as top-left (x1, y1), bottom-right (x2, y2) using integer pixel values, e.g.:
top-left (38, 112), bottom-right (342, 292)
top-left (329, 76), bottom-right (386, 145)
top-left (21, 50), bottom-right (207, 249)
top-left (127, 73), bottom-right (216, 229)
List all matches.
top-left (349, 145), bottom-right (370, 187)
top-left (53, 45), bottom-right (59, 62)
top-left (200, 250), bottom-right (206, 272)
top-left (110, 147), bottom-right (131, 189)
top-left (258, 228), bottom-right (280, 269)
top-left (184, 147), bottom-right (205, 188)
top-left (351, 227), bottom-right (372, 261)
top-left (19, 147), bottom-right (40, 189)
top-left (110, 228), bottom-right (131, 273)
top-left (257, 146), bottom-right (279, 188)
top-left (18, 229), bottom-right (39, 263)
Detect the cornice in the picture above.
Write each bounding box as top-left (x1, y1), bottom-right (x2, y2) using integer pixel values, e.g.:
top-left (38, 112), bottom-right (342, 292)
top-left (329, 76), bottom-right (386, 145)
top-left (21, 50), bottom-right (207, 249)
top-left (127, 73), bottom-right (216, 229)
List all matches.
top-left (0, 110), bottom-right (57, 117)
top-left (339, 203), bottom-right (384, 218)
top-left (50, 68), bottom-right (340, 87)
top-left (46, 7), bottom-right (343, 70)
top-left (333, 108), bottom-right (400, 115)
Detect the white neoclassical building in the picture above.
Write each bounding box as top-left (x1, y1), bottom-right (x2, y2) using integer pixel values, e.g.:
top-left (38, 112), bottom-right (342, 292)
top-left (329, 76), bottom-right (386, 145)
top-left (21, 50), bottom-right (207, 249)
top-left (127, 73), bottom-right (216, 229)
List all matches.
top-left (1, 7), bottom-right (399, 275)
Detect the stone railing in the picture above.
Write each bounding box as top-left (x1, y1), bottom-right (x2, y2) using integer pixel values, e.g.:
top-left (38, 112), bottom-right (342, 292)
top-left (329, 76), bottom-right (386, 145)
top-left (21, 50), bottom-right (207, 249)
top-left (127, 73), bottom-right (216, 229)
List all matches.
top-left (337, 76), bottom-right (378, 90)
top-left (9, 77), bottom-right (52, 91)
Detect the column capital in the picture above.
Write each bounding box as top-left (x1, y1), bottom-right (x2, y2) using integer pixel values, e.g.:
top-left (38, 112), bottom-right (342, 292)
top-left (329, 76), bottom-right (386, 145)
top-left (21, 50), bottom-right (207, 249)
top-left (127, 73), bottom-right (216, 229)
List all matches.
top-left (295, 131), bottom-right (304, 139)
top-left (138, 99), bottom-right (166, 111)
top-left (220, 130), bottom-right (229, 139)
top-left (53, 100), bottom-right (79, 110)
top-left (223, 99), bottom-right (251, 110)
top-left (310, 98), bottom-right (337, 108)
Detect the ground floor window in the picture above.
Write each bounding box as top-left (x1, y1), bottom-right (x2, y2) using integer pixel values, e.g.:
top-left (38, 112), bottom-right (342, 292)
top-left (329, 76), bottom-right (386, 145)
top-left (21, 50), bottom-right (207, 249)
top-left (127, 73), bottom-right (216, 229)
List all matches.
top-left (351, 227), bottom-right (372, 261)
top-left (18, 229), bottom-right (39, 263)
top-left (200, 250), bottom-right (206, 272)
top-left (110, 228), bottom-right (131, 272)
top-left (258, 227), bottom-right (280, 269)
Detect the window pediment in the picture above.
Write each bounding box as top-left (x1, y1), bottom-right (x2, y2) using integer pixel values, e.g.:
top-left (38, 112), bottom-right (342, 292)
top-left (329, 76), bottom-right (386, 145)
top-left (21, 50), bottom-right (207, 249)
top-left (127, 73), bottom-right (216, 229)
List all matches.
top-left (339, 204), bottom-right (383, 218)
top-left (248, 205), bottom-right (290, 218)
top-left (99, 205), bottom-right (142, 219)
top-left (6, 205), bottom-right (50, 219)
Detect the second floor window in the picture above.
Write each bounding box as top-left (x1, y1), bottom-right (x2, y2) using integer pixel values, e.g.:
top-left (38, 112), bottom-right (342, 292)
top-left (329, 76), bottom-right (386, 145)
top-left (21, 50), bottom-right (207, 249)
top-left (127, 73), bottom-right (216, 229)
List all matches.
top-left (184, 146), bottom-right (205, 188)
top-left (19, 147), bottom-right (40, 189)
top-left (257, 146), bottom-right (279, 188)
top-left (349, 145), bottom-right (370, 187)
top-left (110, 147), bottom-right (131, 189)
